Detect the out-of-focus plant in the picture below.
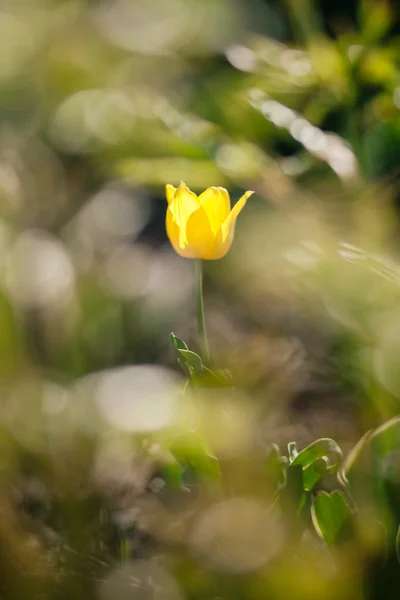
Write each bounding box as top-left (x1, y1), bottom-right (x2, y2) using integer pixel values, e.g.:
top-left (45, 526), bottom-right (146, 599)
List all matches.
top-left (0, 0), bottom-right (399, 599)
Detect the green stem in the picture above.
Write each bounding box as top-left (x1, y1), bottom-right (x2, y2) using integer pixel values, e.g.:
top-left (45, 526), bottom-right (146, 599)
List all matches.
top-left (195, 259), bottom-right (210, 365)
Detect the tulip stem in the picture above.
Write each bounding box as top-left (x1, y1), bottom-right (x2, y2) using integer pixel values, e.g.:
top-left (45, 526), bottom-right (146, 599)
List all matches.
top-left (195, 259), bottom-right (210, 366)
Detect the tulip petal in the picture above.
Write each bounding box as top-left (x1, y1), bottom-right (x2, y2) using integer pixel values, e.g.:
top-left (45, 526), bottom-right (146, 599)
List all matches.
top-left (221, 190), bottom-right (254, 243)
top-left (208, 190), bottom-right (254, 260)
top-left (166, 208), bottom-right (182, 256)
top-left (207, 234), bottom-right (233, 260)
top-left (183, 205), bottom-right (215, 259)
top-left (198, 186), bottom-right (231, 233)
top-left (166, 184), bottom-right (177, 204)
top-left (169, 182), bottom-right (201, 249)
top-left (165, 183), bottom-right (253, 260)
top-left (170, 182), bottom-right (200, 226)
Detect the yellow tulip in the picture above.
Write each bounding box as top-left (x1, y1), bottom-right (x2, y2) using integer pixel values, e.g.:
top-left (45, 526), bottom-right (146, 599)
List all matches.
top-left (165, 181), bottom-right (254, 260)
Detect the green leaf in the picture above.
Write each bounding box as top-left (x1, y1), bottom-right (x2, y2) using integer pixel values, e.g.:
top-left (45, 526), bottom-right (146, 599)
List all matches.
top-left (178, 349), bottom-right (204, 372)
top-left (311, 490), bottom-right (353, 545)
top-left (280, 465), bottom-right (308, 515)
top-left (170, 332), bottom-right (188, 351)
top-left (302, 456), bottom-right (329, 491)
top-left (159, 461), bottom-right (185, 489)
top-left (339, 418), bottom-right (400, 490)
top-left (266, 444), bottom-right (288, 488)
top-left (339, 429), bottom-right (372, 485)
top-left (291, 438), bottom-right (343, 474)
top-left (170, 332), bottom-right (221, 385)
top-left (286, 464), bottom-right (304, 501)
top-left (360, 0), bottom-right (393, 43)
top-left (169, 433), bottom-right (221, 483)
top-left (288, 441), bottom-right (298, 462)
top-left (396, 525), bottom-right (400, 565)
top-left (370, 417), bottom-right (400, 462)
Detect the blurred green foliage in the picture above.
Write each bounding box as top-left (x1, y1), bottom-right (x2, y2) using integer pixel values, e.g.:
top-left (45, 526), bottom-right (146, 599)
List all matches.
top-left (0, 0), bottom-right (399, 599)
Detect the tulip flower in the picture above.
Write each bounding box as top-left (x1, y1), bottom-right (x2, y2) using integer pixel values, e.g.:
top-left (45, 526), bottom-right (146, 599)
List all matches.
top-left (165, 182), bottom-right (254, 260)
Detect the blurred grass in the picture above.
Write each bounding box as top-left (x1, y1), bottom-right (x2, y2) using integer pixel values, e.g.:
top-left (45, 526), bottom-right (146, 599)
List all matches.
top-left (0, 0), bottom-right (399, 598)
